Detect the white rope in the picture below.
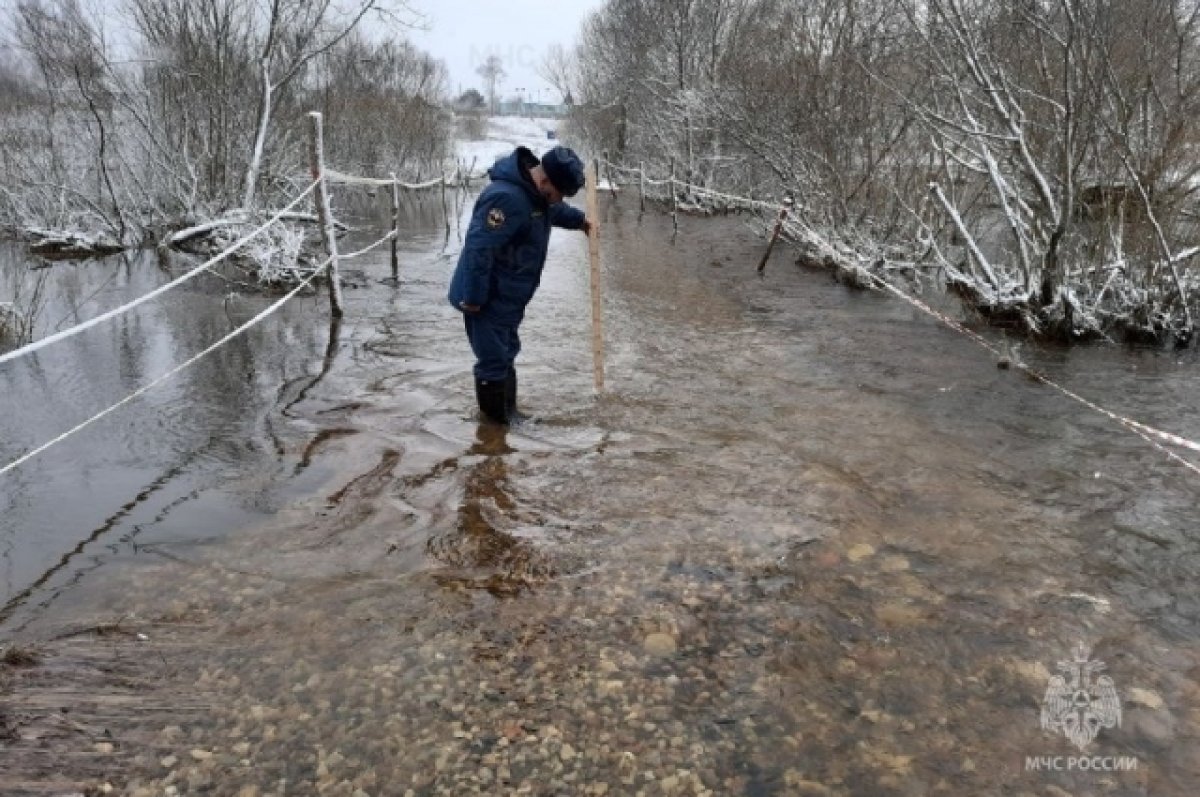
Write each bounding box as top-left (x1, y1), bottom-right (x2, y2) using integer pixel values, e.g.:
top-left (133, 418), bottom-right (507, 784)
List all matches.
top-left (867, 276), bottom-right (1200, 471)
top-left (681, 183), bottom-right (779, 211)
top-left (322, 169), bottom-right (393, 188)
top-left (0, 181), bottom-right (320, 369)
top-left (398, 176), bottom-right (450, 191)
top-left (0, 258), bottom-right (333, 478)
top-left (340, 230), bottom-right (398, 261)
top-left (603, 160), bottom-right (780, 211)
top-left (604, 158), bottom-right (1200, 475)
top-left (324, 169), bottom-right (450, 191)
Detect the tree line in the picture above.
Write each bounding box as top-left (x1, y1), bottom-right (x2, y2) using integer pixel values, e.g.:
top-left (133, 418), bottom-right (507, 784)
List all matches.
top-left (0, 0), bottom-right (451, 247)
top-left (564, 0), bottom-right (1200, 344)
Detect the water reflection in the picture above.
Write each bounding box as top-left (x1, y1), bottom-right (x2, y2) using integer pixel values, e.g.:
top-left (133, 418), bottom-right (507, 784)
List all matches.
top-left (0, 243), bottom-right (337, 623)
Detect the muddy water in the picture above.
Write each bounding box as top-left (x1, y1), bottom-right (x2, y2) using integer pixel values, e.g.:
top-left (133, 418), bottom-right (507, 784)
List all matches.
top-left (0, 244), bottom-right (346, 623)
top-left (2, 191), bottom-right (1200, 796)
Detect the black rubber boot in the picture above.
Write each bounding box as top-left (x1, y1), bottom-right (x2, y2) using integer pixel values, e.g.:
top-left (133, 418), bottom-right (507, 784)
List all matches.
top-left (475, 378), bottom-right (509, 425)
top-left (506, 368), bottom-right (533, 424)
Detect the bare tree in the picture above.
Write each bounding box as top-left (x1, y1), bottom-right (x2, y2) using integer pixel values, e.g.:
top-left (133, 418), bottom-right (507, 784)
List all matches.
top-left (476, 54), bottom-right (506, 114)
top-left (126, 0), bottom-right (258, 209)
top-left (240, 0), bottom-right (416, 209)
top-left (315, 35), bottom-right (451, 177)
top-left (538, 44), bottom-right (576, 102)
top-left (0, 0), bottom-right (447, 243)
top-left (889, 0), bottom-right (1200, 339)
top-left (571, 0), bottom-right (1200, 343)
top-left (9, 0), bottom-right (131, 237)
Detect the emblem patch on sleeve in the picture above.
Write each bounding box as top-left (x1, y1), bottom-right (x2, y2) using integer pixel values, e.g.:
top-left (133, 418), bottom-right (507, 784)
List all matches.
top-left (486, 207), bottom-right (506, 230)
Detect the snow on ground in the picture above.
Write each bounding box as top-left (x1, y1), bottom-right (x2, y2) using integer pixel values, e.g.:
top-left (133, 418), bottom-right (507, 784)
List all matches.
top-left (455, 115), bottom-right (563, 173)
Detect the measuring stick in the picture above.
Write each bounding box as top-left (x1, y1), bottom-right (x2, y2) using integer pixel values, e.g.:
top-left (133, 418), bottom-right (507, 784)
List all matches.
top-left (586, 161), bottom-right (606, 392)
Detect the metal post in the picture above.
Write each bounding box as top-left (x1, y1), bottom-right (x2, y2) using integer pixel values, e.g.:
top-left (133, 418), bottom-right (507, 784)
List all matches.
top-left (307, 111), bottom-right (343, 318)
top-left (389, 172), bottom-right (400, 283)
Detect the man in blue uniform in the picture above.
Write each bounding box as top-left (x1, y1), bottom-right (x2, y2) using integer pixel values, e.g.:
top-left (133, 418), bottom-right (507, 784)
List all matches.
top-left (447, 146), bottom-right (592, 424)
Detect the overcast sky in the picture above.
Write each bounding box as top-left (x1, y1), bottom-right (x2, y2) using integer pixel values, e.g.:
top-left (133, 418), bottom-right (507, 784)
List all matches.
top-left (0, 0), bottom-right (605, 103)
top-left (406, 0), bottom-right (605, 103)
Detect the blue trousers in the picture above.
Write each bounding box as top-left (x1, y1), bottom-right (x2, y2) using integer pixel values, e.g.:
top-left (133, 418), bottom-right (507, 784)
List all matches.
top-left (464, 314), bottom-right (521, 382)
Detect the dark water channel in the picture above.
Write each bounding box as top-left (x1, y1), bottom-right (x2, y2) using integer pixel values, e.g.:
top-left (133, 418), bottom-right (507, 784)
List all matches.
top-left (1, 190), bottom-right (1199, 796)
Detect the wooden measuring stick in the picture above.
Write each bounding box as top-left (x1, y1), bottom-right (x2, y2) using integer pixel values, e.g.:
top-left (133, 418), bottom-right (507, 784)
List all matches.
top-left (586, 161), bottom-right (605, 392)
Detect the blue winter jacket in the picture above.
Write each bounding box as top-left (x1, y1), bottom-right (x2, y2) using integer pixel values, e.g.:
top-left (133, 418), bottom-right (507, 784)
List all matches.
top-left (447, 147), bottom-right (586, 324)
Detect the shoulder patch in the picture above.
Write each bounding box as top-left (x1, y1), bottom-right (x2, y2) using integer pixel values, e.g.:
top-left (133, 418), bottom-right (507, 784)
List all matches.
top-left (486, 207), bottom-right (506, 230)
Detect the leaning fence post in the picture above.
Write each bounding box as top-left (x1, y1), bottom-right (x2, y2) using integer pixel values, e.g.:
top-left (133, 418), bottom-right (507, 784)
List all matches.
top-left (669, 157), bottom-right (679, 235)
top-left (307, 111), bottom-right (343, 318)
top-left (389, 171), bottom-right (400, 282)
top-left (757, 192), bottom-right (795, 276)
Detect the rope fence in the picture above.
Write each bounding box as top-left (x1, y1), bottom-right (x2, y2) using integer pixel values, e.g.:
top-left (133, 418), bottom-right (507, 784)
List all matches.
top-left (865, 275), bottom-right (1200, 478)
top-left (0, 256), bottom-right (334, 478)
top-left (604, 160), bottom-right (780, 211)
top-left (0, 181), bottom-right (319, 367)
top-left (322, 148), bottom-right (469, 276)
top-left (7, 139), bottom-right (1195, 482)
top-left (324, 169), bottom-right (453, 191)
top-left (341, 229), bottom-right (398, 261)
top-left (0, 111), bottom-right (419, 477)
top-left (601, 158), bottom-right (1200, 480)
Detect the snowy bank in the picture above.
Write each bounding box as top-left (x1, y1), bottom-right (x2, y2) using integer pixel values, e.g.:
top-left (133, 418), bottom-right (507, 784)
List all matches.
top-left (25, 227), bottom-right (124, 259)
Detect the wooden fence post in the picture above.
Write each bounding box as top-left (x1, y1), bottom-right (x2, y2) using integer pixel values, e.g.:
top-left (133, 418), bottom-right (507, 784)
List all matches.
top-left (440, 169), bottom-right (450, 235)
top-left (307, 111), bottom-right (343, 318)
top-left (586, 159), bottom-right (605, 392)
top-left (389, 172), bottom-right (400, 282)
top-left (639, 161), bottom-right (646, 214)
top-left (669, 157), bottom-right (679, 235)
top-left (757, 192), bottom-right (795, 275)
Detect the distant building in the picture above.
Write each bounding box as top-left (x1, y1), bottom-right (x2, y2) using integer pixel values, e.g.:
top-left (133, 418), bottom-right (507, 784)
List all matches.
top-left (494, 100), bottom-right (568, 119)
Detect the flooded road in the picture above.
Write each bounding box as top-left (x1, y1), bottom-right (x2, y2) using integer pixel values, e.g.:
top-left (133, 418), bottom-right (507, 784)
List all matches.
top-left (2, 191), bottom-right (1199, 796)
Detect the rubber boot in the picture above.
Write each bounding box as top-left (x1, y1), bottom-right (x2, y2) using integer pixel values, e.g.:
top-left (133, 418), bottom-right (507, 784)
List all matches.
top-left (505, 368), bottom-right (530, 424)
top-left (475, 378), bottom-right (509, 425)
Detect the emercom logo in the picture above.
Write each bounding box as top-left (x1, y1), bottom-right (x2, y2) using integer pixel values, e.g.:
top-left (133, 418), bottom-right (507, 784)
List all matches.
top-left (1023, 642), bottom-right (1140, 774)
top-left (1039, 642), bottom-right (1122, 750)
